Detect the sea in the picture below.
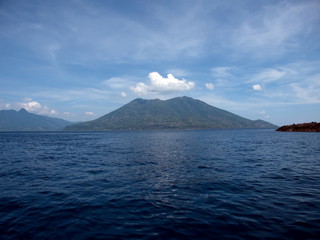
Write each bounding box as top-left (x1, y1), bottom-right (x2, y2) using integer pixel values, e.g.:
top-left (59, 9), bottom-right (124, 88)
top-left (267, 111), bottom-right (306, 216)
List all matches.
top-left (0, 129), bottom-right (319, 239)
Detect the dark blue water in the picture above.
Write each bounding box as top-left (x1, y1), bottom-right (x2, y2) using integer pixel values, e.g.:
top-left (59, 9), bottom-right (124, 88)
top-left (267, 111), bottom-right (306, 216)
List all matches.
top-left (1, 129), bottom-right (320, 239)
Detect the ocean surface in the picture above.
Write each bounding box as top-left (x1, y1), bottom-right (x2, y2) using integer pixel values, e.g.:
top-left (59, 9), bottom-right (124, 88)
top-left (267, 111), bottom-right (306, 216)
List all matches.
top-left (0, 129), bottom-right (320, 239)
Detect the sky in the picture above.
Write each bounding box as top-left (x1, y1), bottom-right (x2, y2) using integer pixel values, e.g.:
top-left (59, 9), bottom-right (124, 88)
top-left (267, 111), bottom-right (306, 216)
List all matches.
top-left (0, 0), bottom-right (320, 126)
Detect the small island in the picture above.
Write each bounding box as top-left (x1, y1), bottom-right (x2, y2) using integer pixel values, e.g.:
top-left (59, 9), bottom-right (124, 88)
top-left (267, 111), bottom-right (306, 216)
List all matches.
top-left (276, 122), bottom-right (320, 132)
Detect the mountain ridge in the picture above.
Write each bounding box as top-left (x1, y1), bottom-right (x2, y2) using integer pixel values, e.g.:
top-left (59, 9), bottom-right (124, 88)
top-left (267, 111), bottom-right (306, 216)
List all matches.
top-left (64, 96), bottom-right (277, 131)
top-left (0, 108), bottom-right (72, 131)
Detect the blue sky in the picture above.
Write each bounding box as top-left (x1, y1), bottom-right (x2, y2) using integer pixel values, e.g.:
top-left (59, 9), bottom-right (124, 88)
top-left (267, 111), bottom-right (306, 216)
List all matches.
top-left (0, 0), bottom-right (319, 125)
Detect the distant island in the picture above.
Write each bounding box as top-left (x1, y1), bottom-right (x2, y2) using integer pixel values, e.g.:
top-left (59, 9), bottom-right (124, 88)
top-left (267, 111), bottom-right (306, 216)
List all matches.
top-left (64, 96), bottom-right (277, 131)
top-left (0, 108), bottom-right (72, 131)
top-left (276, 122), bottom-right (320, 132)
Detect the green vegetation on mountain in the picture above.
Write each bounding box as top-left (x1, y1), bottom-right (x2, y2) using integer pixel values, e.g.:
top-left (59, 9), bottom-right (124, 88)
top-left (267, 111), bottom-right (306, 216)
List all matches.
top-left (0, 108), bottom-right (72, 131)
top-left (64, 96), bottom-right (277, 131)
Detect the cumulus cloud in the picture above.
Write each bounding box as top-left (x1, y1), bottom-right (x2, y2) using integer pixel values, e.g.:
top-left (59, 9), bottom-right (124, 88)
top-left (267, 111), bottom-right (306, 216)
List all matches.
top-left (131, 82), bottom-right (150, 95)
top-left (252, 84), bottom-right (262, 91)
top-left (18, 99), bottom-right (42, 111)
top-left (16, 98), bottom-right (59, 116)
top-left (205, 83), bottom-right (215, 90)
top-left (131, 72), bottom-right (195, 95)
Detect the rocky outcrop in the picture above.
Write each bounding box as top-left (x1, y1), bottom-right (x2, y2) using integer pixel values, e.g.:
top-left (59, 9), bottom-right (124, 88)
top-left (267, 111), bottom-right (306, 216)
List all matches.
top-left (276, 122), bottom-right (320, 132)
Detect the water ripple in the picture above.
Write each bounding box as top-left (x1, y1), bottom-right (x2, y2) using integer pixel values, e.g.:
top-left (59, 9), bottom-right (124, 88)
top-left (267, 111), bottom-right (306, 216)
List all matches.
top-left (0, 130), bottom-right (320, 239)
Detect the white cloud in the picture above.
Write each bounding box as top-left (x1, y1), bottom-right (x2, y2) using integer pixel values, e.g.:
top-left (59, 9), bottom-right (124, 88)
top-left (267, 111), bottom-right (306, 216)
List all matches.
top-left (249, 68), bottom-right (287, 83)
top-left (15, 98), bottom-right (60, 116)
top-left (103, 77), bottom-right (132, 89)
top-left (131, 72), bottom-right (195, 95)
top-left (0, 98), bottom-right (60, 116)
top-left (149, 72), bottom-right (194, 91)
top-left (230, 1), bottom-right (320, 57)
top-left (252, 84), bottom-right (262, 91)
top-left (290, 74), bottom-right (320, 103)
top-left (18, 100), bottom-right (42, 111)
top-left (131, 82), bottom-right (150, 96)
top-left (246, 62), bottom-right (320, 104)
top-left (205, 83), bottom-right (214, 90)
top-left (120, 92), bottom-right (127, 97)
top-left (85, 111), bottom-right (94, 116)
top-left (34, 0), bottom-right (207, 63)
top-left (0, 102), bottom-right (12, 110)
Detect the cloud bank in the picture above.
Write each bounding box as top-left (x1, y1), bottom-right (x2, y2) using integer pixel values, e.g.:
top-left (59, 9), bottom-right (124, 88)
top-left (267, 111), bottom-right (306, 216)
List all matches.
top-left (131, 72), bottom-right (195, 95)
